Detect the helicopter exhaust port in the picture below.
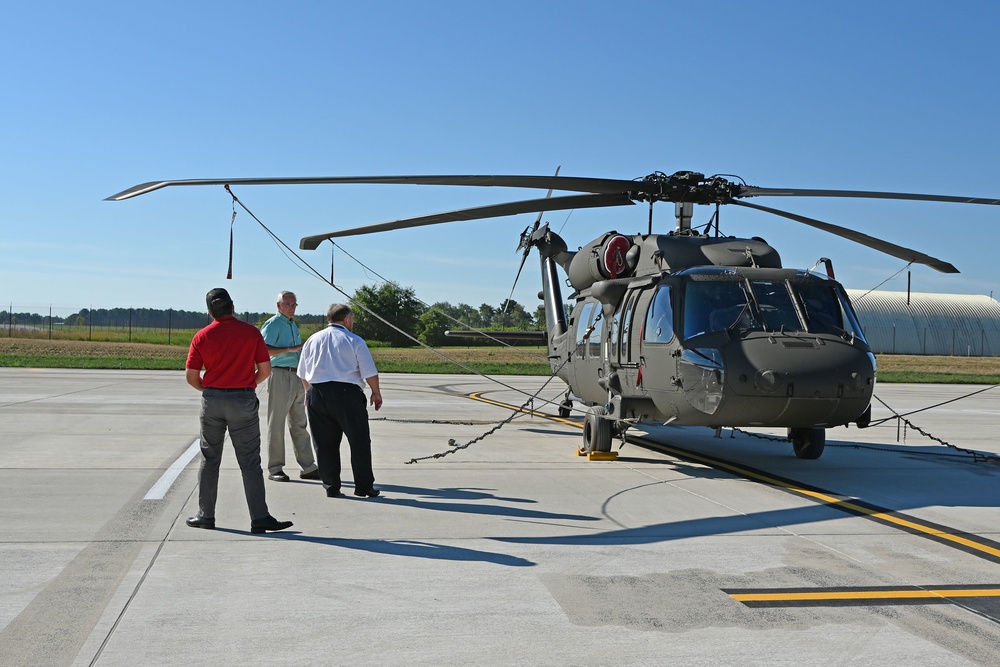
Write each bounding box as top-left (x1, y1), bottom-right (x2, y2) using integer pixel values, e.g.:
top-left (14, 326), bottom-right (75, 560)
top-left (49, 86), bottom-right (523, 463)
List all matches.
top-left (567, 232), bottom-right (639, 291)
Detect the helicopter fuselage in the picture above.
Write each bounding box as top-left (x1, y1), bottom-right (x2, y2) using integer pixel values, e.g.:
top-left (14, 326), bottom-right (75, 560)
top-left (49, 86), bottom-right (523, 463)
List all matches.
top-left (535, 227), bottom-right (876, 438)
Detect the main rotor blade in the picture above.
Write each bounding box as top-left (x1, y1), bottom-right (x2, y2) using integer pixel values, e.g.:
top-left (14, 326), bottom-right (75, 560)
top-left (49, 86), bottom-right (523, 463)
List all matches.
top-left (105, 174), bottom-right (640, 201)
top-left (299, 192), bottom-right (634, 249)
top-left (740, 186), bottom-right (1000, 207)
top-left (732, 200), bottom-right (959, 273)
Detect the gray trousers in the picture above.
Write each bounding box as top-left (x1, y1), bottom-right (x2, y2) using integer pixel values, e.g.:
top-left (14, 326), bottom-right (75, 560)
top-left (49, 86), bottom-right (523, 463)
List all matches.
top-left (198, 388), bottom-right (270, 521)
top-left (265, 367), bottom-right (317, 474)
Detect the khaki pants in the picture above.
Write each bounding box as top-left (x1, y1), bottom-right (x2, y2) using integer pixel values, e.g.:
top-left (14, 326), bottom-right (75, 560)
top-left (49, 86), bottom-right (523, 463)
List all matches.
top-left (198, 388), bottom-right (270, 520)
top-left (265, 367), bottom-right (317, 474)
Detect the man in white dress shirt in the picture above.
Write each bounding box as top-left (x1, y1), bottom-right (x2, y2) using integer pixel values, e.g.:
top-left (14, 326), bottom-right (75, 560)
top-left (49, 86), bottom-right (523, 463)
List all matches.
top-left (297, 303), bottom-right (383, 498)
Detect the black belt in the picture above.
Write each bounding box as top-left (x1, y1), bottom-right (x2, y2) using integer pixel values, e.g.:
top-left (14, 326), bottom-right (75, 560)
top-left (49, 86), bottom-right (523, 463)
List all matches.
top-left (205, 387), bottom-right (255, 392)
top-left (272, 366), bottom-right (297, 371)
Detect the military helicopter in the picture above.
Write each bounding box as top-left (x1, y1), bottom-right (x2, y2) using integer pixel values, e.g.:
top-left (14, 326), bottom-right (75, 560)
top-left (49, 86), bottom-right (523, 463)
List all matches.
top-left (107, 171), bottom-right (1000, 459)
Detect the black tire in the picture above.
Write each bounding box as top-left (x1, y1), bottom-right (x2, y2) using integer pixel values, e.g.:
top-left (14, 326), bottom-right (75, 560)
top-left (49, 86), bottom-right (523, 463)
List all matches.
top-left (789, 427), bottom-right (825, 459)
top-left (583, 405), bottom-right (612, 453)
top-left (558, 400), bottom-right (572, 419)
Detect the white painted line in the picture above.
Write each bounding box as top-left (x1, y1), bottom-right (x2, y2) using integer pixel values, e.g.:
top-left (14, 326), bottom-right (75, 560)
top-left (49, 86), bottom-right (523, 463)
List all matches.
top-left (144, 439), bottom-right (201, 500)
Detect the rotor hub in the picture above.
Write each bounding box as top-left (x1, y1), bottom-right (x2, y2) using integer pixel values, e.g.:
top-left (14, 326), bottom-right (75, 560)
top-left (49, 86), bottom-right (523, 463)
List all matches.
top-left (629, 171), bottom-right (744, 205)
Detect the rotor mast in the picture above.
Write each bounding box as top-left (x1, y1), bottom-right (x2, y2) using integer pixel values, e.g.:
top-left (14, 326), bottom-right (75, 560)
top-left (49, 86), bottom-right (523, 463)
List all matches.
top-left (674, 202), bottom-right (694, 233)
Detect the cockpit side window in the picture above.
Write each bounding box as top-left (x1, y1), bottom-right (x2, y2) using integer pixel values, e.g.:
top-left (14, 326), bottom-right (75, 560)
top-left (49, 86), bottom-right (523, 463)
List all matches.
top-left (795, 283), bottom-right (844, 334)
top-left (644, 285), bottom-right (674, 343)
top-left (794, 282), bottom-right (867, 341)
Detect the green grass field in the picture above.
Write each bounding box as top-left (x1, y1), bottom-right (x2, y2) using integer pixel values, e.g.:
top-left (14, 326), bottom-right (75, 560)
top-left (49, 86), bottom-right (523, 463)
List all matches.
top-left (2, 336), bottom-right (1000, 382)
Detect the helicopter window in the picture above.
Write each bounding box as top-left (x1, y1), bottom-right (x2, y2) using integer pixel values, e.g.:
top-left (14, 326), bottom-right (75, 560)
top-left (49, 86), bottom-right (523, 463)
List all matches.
top-left (750, 281), bottom-right (803, 332)
top-left (682, 280), bottom-right (754, 339)
top-left (589, 311), bottom-right (604, 358)
top-left (619, 290), bottom-right (641, 362)
top-left (644, 285), bottom-right (674, 343)
top-left (794, 282), bottom-right (866, 340)
top-left (575, 301), bottom-right (596, 359)
top-left (610, 310), bottom-right (620, 359)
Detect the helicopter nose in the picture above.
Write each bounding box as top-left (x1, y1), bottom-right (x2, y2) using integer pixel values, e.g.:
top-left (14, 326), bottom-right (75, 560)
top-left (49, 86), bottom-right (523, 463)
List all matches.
top-left (736, 337), bottom-right (874, 397)
top-left (721, 336), bottom-right (875, 426)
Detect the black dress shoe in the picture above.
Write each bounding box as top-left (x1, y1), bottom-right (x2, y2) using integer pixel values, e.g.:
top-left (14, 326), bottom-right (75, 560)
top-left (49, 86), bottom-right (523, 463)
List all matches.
top-left (186, 515), bottom-right (216, 530)
top-left (250, 516), bottom-right (294, 534)
top-left (299, 469), bottom-right (321, 480)
top-left (353, 488), bottom-right (381, 497)
top-left (268, 471), bottom-right (290, 482)
top-left (326, 487), bottom-right (342, 498)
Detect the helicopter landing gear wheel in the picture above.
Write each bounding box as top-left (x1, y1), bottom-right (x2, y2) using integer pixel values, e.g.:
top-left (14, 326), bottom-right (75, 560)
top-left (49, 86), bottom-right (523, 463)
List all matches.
top-left (789, 427), bottom-right (826, 459)
top-left (558, 400), bottom-right (573, 418)
top-left (583, 405), bottom-right (612, 453)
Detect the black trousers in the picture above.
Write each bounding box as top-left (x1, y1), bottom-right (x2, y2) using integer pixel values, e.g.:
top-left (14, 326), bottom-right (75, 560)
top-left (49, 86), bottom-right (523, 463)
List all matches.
top-left (306, 381), bottom-right (375, 492)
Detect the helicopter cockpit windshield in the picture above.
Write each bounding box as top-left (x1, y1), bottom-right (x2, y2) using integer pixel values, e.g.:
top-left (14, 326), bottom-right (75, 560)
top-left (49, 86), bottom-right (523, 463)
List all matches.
top-left (679, 271), bottom-right (866, 342)
top-left (683, 280), bottom-right (759, 339)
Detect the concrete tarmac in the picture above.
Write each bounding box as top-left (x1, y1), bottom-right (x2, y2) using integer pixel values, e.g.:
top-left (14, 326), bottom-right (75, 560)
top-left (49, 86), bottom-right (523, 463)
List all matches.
top-left (2, 368), bottom-right (1000, 665)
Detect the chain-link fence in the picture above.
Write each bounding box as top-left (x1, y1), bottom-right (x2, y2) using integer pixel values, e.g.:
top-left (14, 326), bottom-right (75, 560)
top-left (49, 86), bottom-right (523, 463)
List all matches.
top-left (1, 305), bottom-right (250, 346)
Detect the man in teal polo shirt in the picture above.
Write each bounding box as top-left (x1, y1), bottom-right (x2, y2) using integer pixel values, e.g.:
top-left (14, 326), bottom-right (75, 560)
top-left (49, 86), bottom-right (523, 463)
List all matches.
top-left (260, 291), bottom-right (320, 482)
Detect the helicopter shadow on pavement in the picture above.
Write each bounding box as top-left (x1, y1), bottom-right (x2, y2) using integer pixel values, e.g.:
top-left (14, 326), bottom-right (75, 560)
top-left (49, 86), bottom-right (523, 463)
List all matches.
top-left (369, 486), bottom-right (599, 523)
top-left (488, 426), bottom-right (1000, 549)
top-left (614, 456), bottom-right (738, 480)
top-left (499, 441), bottom-right (1000, 550)
top-left (492, 501), bottom-right (859, 548)
top-left (372, 483), bottom-right (539, 504)
top-left (212, 528), bottom-right (535, 567)
top-left (285, 481), bottom-right (603, 522)
top-left (515, 427), bottom-right (579, 438)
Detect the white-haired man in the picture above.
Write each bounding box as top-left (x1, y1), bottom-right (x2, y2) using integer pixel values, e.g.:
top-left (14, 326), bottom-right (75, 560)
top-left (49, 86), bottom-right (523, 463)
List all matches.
top-left (260, 290), bottom-right (320, 482)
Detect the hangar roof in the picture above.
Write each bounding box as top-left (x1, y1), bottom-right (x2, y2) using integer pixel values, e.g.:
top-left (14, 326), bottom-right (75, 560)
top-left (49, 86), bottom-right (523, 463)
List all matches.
top-left (846, 290), bottom-right (1000, 356)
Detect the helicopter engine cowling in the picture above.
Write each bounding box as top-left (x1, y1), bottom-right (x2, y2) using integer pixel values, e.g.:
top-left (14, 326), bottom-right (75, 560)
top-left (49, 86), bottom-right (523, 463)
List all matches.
top-left (567, 232), bottom-right (637, 292)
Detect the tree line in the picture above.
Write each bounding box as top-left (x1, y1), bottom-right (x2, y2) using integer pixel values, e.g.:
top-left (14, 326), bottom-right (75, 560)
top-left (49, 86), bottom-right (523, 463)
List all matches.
top-left (349, 283), bottom-right (545, 347)
top-left (0, 307), bottom-right (326, 330)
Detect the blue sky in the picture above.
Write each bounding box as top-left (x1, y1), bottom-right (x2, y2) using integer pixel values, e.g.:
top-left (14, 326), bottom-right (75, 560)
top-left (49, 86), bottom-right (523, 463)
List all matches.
top-left (3, 1), bottom-right (1000, 317)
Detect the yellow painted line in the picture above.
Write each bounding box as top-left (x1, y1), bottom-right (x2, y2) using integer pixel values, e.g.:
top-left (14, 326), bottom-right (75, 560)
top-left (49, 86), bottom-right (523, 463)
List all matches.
top-left (468, 391), bottom-right (575, 424)
top-left (731, 588), bottom-right (1000, 603)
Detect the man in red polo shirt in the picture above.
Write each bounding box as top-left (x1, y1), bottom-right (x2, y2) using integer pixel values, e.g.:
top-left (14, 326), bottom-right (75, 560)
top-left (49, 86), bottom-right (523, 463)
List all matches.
top-left (184, 287), bottom-right (293, 534)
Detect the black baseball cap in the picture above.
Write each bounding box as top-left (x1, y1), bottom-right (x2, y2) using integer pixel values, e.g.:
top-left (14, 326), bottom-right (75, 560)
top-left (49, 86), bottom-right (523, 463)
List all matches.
top-left (206, 287), bottom-right (234, 310)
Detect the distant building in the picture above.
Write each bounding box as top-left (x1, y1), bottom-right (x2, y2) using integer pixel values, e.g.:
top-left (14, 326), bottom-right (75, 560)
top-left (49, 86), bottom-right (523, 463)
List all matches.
top-left (847, 290), bottom-right (1000, 356)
